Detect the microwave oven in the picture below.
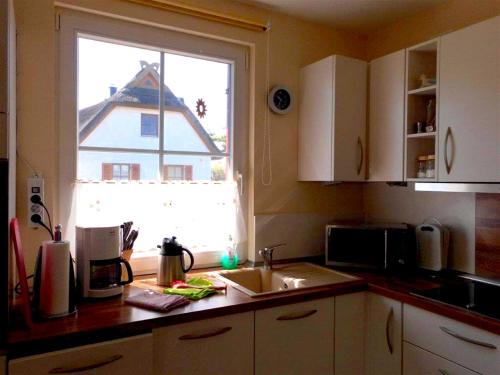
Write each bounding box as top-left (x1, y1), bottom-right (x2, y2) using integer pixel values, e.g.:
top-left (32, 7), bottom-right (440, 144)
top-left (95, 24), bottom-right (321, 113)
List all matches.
top-left (325, 223), bottom-right (416, 271)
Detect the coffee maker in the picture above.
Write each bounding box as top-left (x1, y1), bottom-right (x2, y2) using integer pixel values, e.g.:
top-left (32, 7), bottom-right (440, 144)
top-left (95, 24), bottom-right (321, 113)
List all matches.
top-left (76, 225), bottom-right (133, 298)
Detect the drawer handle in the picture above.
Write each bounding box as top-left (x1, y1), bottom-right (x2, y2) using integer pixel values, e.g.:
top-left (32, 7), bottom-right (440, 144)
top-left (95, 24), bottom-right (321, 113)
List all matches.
top-left (179, 326), bottom-right (232, 340)
top-left (276, 309), bottom-right (318, 321)
top-left (385, 307), bottom-right (394, 354)
top-left (438, 370), bottom-right (450, 375)
top-left (48, 354), bottom-right (123, 373)
top-left (439, 326), bottom-right (497, 349)
top-left (357, 137), bottom-right (364, 176)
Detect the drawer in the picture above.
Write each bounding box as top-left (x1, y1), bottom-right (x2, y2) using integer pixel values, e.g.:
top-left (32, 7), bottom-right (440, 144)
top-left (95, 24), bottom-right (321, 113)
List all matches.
top-left (9, 334), bottom-right (153, 375)
top-left (154, 311), bottom-right (254, 375)
top-left (403, 342), bottom-right (479, 375)
top-left (404, 304), bottom-right (499, 375)
top-left (255, 297), bottom-right (335, 375)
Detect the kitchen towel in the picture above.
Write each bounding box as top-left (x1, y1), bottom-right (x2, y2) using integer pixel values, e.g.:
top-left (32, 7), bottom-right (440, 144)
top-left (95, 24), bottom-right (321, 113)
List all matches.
top-left (163, 287), bottom-right (217, 300)
top-left (163, 277), bottom-right (225, 300)
top-left (125, 290), bottom-right (189, 312)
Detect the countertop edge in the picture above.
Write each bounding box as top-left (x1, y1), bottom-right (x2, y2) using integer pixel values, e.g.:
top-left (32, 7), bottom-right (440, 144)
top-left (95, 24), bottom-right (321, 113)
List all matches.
top-left (7, 272), bottom-right (500, 358)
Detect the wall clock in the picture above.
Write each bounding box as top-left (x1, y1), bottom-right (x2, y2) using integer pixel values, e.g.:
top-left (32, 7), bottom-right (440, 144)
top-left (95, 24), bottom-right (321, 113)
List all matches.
top-left (268, 85), bottom-right (292, 115)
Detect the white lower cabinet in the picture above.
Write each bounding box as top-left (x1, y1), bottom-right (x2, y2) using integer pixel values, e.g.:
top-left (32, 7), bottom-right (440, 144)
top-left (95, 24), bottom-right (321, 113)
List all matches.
top-left (404, 304), bottom-right (500, 375)
top-left (8, 334), bottom-right (153, 375)
top-left (335, 292), bottom-right (366, 375)
top-left (255, 297), bottom-right (335, 375)
top-left (153, 311), bottom-right (254, 375)
top-left (365, 293), bottom-right (402, 375)
top-left (403, 342), bottom-right (479, 375)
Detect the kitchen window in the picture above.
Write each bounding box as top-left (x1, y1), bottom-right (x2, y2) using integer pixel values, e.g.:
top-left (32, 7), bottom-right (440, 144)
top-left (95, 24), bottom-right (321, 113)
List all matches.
top-left (58, 9), bottom-right (249, 273)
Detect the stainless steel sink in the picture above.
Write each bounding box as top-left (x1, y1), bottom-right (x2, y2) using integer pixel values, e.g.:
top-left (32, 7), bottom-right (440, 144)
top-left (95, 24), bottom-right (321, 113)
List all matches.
top-left (212, 262), bottom-right (359, 297)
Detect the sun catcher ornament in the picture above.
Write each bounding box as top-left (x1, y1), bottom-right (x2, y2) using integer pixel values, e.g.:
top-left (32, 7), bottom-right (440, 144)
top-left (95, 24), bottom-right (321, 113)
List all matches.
top-left (196, 98), bottom-right (207, 118)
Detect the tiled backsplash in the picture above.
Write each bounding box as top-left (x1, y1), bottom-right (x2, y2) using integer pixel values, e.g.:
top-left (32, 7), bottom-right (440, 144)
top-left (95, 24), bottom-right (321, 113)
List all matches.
top-left (475, 193), bottom-right (500, 279)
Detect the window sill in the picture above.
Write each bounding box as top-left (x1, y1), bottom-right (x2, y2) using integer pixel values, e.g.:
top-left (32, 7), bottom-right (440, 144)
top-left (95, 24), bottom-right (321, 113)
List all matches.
top-left (130, 249), bottom-right (246, 276)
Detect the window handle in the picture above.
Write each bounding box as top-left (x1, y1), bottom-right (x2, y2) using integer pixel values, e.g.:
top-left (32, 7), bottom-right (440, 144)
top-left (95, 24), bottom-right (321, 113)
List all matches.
top-left (236, 170), bottom-right (243, 196)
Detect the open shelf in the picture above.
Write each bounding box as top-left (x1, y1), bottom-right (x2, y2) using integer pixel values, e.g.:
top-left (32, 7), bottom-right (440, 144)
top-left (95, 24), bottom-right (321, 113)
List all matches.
top-left (408, 85), bottom-right (436, 95)
top-left (405, 38), bottom-right (439, 181)
top-left (407, 132), bottom-right (436, 139)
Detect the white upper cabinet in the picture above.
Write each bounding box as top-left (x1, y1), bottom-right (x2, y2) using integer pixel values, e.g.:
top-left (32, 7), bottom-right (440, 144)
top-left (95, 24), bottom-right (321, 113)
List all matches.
top-left (298, 55), bottom-right (367, 182)
top-left (438, 15), bottom-right (500, 182)
top-left (368, 50), bottom-right (406, 181)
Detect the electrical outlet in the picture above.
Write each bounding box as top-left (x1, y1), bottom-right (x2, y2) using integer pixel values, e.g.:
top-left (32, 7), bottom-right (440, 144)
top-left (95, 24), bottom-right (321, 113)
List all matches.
top-left (27, 176), bottom-right (44, 227)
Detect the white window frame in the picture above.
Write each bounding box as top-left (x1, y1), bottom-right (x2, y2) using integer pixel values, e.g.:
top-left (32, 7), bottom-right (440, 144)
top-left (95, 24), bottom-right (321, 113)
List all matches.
top-left (57, 8), bottom-right (250, 273)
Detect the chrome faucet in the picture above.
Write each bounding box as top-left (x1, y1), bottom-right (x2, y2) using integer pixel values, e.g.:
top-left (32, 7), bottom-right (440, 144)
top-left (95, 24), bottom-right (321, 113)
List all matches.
top-left (259, 243), bottom-right (286, 270)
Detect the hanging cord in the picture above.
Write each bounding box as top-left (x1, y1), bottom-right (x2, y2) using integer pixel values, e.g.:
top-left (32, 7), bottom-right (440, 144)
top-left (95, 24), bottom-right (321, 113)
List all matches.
top-left (31, 214), bottom-right (54, 240)
top-left (15, 274), bottom-right (34, 295)
top-left (16, 150), bottom-right (40, 177)
top-left (261, 24), bottom-right (273, 186)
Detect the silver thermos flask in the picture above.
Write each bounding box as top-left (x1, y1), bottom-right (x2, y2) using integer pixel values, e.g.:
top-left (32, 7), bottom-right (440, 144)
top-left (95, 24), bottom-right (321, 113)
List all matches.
top-left (157, 236), bottom-right (194, 286)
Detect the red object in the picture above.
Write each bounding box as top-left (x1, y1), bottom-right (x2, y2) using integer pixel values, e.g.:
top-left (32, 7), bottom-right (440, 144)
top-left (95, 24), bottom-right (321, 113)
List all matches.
top-left (10, 218), bottom-right (33, 328)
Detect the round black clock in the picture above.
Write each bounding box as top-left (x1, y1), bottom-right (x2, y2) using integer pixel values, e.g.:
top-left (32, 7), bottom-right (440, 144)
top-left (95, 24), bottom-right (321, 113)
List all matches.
top-left (268, 85), bottom-right (292, 115)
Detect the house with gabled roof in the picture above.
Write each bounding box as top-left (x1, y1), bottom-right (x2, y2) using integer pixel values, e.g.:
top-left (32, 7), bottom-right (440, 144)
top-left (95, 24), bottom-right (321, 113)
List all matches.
top-left (78, 61), bottom-right (223, 181)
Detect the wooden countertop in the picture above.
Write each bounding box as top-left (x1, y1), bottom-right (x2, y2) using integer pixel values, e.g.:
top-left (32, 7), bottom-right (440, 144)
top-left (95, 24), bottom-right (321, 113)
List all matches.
top-left (7, 268), bottom-right (500, 358)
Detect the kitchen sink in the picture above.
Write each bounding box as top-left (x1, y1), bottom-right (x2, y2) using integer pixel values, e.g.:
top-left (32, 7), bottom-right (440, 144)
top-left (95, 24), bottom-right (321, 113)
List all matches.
top-left (212, 262), bottom-right (359, 297)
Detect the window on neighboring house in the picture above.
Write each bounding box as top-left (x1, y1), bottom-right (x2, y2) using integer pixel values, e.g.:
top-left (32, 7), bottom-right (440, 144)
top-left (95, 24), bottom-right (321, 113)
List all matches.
top-left (102, 163), bottom-right (140, 180)
top-left (141, 113), bottom-right (158, 137)
top-left (59, 9), bottom-right (249, 273)
top-left (164, 165), bottom-right (193, 180)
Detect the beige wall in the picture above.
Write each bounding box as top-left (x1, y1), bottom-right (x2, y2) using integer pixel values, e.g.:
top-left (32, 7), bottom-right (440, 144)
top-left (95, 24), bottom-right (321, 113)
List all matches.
top-left (14, 0), bottom-right (366, 271)
top-left (367, 0), bottom-right (500, 59)
top-left (14, 0), bottom-right (498, 273)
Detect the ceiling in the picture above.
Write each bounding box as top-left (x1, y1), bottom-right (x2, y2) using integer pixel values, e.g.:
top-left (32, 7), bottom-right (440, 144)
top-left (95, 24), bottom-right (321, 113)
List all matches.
top-left (237, 0), bottom-right (447, 34)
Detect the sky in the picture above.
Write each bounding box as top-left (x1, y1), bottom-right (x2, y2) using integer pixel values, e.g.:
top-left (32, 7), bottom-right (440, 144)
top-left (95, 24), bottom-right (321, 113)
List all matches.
top-left (78, 37), bottom-right (230, 136)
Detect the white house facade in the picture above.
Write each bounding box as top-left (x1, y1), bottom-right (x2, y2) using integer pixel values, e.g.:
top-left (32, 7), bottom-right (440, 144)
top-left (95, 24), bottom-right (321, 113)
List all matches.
top-left (77, 62), bottom-right (223, 181)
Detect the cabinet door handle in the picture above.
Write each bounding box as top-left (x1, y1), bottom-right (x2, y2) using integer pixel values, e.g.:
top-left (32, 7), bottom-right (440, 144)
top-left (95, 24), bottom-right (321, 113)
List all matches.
top-left (444, 127), bottom-right (453, 174)
top-left (385, 307), bottom-right (394, 354)
top-left (439, 326), bottom-right (497, 349)
top-left (357, 137), bottom-right (364, 176)
top-left (276, 309), bottom-right (318, 321)
top-left (49, 354), bottom-right (123, 373)
top-left (178, 326), bottom-right (232, 340)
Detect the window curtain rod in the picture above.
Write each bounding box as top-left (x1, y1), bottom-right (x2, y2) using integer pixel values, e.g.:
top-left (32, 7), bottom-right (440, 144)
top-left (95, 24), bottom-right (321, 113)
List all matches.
top-left (123, 0), bottom-right (269, 32)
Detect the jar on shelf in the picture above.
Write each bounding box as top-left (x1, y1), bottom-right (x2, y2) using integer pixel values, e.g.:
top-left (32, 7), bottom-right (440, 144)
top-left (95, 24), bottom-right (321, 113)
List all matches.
top-left (417, 156), bottom-right (427, 178)
top-left (426, 154), bottom-right (435, 178)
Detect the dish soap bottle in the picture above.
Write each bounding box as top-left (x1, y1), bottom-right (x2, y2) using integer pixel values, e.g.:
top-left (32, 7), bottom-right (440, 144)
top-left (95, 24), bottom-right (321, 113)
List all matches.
top-left (221, 235), bottom-right (238, 270)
